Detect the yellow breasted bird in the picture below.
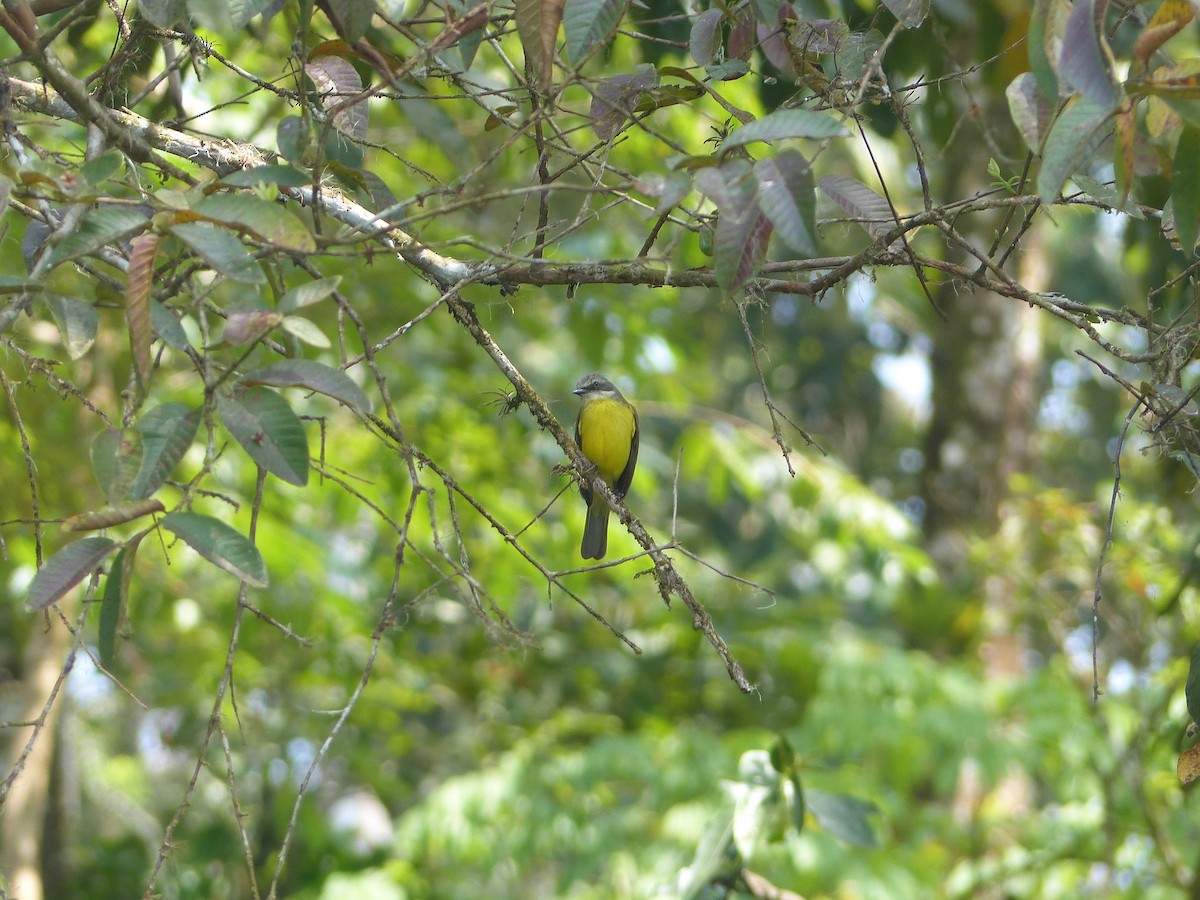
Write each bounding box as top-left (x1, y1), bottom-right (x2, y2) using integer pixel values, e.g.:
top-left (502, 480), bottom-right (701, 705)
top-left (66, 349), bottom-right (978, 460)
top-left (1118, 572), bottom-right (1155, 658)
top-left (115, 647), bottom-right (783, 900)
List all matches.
top-left (573, 373), bottom-right (639, 560)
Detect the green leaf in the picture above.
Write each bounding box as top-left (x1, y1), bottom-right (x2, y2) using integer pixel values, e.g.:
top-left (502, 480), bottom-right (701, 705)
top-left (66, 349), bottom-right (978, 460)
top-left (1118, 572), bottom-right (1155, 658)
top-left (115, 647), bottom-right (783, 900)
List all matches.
top-left (276, 116), bottom-right (311, 165)
top-left (715, 111), bottom-right (849, 154)
top-left (171, 222), bottom-right (265, 283)
top-left (323, 131), bottom-right (365, 171)
top-left (220, 165), bottom-right (313, 189)
top-left (768, 735), bottom-right (796, 774)
top-left (1028, 0), bottom-right (1064, 101)
top-left (1172, 125), bottom-right (1200, 255)
top-left (753, 151), bottom-right (817, 257)
top-left (91, 427), bottom-right (145, 504)
top-left (223, 0), bottom-right (276, 29)
top-left (44, 295), bottom-right (98, 359)
top-left (806, 789), bottom-right (878, 847)
top-left (564, 0), bottom-right (629, 64)
top-left (99, 533), bottom-right (147, 668)
top-left (150, 300), bottom-right (191, 350)
top-left (77, 150), bottom-right (126, 190)
top-left (704, 59), bottom-right (750, 82)
top-left (193, 193), bottom-right (317, 252)
top-left (279, 276), bottom-right (341, 312)
top-left (882, 0), bottom-right (929, 28)
top-left (27, 536), bottom-right (117, 610)
top-left (160, 511), bottom-right (268, 587)
top-left (282, 315), bottom-right (332, 348)
top-left (130, 404), bottom-right (202, 500)
top-left (42, 207), bottom-right (148, 271)
top-left (240, 359), bottom-right (371, 412)
top-left (1037, 96), bottom-right (1114, 203)
top-left (217, 386), bottom-right (310, 486)
top-left (789, 773), bottom-right (806, 834)
top-left (1186, 643), bottom-right (1200, 723)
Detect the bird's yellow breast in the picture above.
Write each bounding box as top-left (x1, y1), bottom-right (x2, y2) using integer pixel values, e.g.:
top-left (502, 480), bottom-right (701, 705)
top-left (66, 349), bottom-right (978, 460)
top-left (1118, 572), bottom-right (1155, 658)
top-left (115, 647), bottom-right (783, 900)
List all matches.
top-left (578, 398), bottom-right (636, 484)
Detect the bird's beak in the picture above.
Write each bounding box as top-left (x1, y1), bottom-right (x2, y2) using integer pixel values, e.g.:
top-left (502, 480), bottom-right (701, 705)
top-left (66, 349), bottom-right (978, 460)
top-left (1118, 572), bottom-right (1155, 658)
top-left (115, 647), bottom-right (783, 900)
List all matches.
top-left (572, 388), bottom-right (585, 396)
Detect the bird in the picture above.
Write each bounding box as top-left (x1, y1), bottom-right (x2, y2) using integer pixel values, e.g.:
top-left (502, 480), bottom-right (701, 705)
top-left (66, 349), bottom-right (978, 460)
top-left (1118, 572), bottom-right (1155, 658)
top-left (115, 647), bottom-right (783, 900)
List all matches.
top-left (573, 373), bottom-right (639, 560)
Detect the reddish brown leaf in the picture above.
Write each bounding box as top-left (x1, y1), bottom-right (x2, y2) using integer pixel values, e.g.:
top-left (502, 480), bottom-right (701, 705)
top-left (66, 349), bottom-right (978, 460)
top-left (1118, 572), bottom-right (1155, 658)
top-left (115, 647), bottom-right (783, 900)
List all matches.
top-left (126, 233), bottom-right (159, 391)
top-left (516, 0), bottom-right (565, 89)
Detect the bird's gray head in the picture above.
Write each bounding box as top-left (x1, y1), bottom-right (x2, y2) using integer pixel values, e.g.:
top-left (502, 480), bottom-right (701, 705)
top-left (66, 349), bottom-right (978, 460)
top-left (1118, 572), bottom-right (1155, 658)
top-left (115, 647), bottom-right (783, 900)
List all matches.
top-left (573, 373), bottom-right (622, 399)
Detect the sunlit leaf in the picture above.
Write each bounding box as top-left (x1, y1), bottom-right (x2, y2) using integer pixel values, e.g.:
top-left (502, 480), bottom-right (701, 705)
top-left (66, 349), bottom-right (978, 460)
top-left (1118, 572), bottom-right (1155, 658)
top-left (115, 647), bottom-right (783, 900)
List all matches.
top-left (240, 359), bottom-right (372, 412)
top-left (217, 386), bottom-right (310, 486)
top-left (160, 511), bottom-right (269, 586)
top-left (27, 536), bottom-right (117, 610)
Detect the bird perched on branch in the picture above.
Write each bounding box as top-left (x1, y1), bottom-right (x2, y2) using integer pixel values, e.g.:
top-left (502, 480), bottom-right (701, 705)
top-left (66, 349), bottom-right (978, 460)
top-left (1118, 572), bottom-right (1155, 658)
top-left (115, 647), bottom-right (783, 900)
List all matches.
top-left (573, 373), bottom-right (639, 560)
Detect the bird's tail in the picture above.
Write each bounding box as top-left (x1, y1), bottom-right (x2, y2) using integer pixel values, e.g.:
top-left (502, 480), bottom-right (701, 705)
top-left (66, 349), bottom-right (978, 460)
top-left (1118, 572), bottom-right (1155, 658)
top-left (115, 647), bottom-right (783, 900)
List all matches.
top-left (581, 499), bottom-right (609, 559)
